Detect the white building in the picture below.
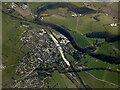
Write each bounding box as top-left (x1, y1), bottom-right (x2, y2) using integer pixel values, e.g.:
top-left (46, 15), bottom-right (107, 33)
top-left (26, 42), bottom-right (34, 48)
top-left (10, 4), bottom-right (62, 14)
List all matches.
top-left (4, 3), bottom-right (8, 5)
top-left (110, 23), bottom-right (118, 27)
top-left (41, 17), bottom-right (44, 20)
top-left (72, 14), bottom-right (77, 17)
top-left (11, 2), bottom-right (17, 8)
top-left (39, 29), bottom-right (46, 35)
top-left (22, 4), bottom-right (28, 10)
top-left (106, 14), bottom-right (108, 16)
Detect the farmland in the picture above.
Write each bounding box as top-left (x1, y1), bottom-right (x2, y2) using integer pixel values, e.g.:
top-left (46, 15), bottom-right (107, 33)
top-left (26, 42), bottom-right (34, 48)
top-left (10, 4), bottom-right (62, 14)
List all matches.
top-left (2, 12), bottom-right (30, 85)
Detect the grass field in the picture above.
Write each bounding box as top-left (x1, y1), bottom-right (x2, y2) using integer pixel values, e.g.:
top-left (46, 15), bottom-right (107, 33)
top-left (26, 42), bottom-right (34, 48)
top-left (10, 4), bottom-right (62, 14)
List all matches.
top-left (104, 24), bottom-right (118, 35)
top-left (2, 66), bottom-right (15, 82)
top-left (65, 52), bottom-right (74, 62)
top-left (79, 54), bottom-right (119, 86)
top-left (112, 41), bottom-right (120, 50)
top-left (61, 74), bottom-right (76, 88)
top-left (71, 2), bottom-right (85, 8)
top-left (88, 70), bottom-right (119, 85)
top-left (48, 77), bottom-right (56, 88)
top-left (2, 13), bottom-right (30, 83)
top-left (95, 42), bottom-right (116, 57)
top-left (70, 32), bottom-right (90, 48)
top-left (79, 55), bottom-right (116, 68)
top-left (51, 71), bottom-right (66, 88)
top-left (28, 2), bottom-right (56, 14)
top-left (86, 38), bottom-right (105, 45)
top-left (2, 13), bottom-right (29, 66)
top-left (28, 2), bottom-right (44, 14)
top-left (79, 71), bottom-right (118, 88)
top-left (44, 13), bottom-right (77, 30)
top-left (84, 2), bottom-right (118, 17)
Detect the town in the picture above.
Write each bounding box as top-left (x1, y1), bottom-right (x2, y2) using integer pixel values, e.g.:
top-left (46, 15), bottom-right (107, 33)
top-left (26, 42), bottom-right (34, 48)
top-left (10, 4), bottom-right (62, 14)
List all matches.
top-left (14, 27), bottom-right (73, 87)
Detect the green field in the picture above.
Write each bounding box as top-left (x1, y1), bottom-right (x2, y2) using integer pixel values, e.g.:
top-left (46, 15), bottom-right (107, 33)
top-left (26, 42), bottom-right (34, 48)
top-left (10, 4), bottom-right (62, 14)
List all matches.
top-left (49, 72), bottom-right (77, 88)
top-left (88, 70), bottom-right (119, 85)
top-left (48, 77), bottom-right (56, 88)
top-left (79, 54), bottom-right (119, 86)
top-left (2, 66), bottom-right (15, 82)
top-left (28, 2), bottom-right (56, 14)
top-left (44, 14), bottom-right (77, 30)
top-left (112, 41), bottom-right (120, 51)
top-left (79, 55), bottom-right (116, 68)
top-left (70, 32), bottom-right (90, 48)
top-left (61, 74), bottom-right (76, 88)
top-left (2, 14), bottom-right (29, 66)
top-left (79, 71), bottom-right (118, 88)
top-left (49, 71), bottom-right (66, 88)
top-left (95, 42), bottom-right (116, 56)
top-left (28, 2), bottom-right (44, 14)
top-left (2, 13), bottom-right (30, 83)
top-left (65, 53), bottom-right (73, 62)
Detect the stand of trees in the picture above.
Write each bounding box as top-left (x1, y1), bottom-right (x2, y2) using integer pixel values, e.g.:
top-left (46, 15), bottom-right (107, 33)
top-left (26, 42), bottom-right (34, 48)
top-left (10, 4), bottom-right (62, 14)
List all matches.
top-left (86, 31), bottom-right (120, 42)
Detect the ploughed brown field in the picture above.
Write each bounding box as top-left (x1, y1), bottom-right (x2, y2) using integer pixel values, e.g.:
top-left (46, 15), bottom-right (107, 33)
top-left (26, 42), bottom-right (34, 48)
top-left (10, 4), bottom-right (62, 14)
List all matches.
top-left (15, 6), bottom-right (31, 17)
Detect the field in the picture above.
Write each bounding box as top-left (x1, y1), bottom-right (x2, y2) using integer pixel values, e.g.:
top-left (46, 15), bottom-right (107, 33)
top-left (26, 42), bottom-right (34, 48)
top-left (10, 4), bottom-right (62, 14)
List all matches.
top-left (61, 74), bottom-right (76, 88)
top-left (28, 2), bottom-right (56, 14)
top-left (2, 13), bottom-right (30, 83)
top-left (95, 42), bottom-right (116, 56)
top-left (14, 6), bottom-right (31, 17)
top-left (78, 54), bottom-right (119, 86)
top-left (79, 54), bottom-right (117, 68)
top-left (2, 13), bottom-right (29, 66)
top-left (48, 71), bottom-right (66, 88)
top-left (65, 53), bottom-right (74, 62)
top-left (79, 71), bottom-right (117, 88)
top-left (88, 70), bottom-right (119, 85)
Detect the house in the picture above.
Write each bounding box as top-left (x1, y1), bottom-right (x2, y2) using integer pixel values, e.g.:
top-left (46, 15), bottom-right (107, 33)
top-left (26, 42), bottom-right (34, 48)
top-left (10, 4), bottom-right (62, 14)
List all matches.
top-left (11, 2), bottom-right (17, 8)
top-left (72, 14), bottom-right (77, 17)
top-left (79, 14), bottom-right (84, 17)
top-left (106, 14), bottom-right (108, 16)
top-left (22, 25), bottom-right (29, 27)
top-left (110, 23), bottom-right (118, 27)
top-left (79, 14), bottom-right (82, 16)
top-left (22, 4), bottom-right (28, 10)
top-left (72, 13), bottom-right (84, 17)
top-left (4, 3), bottom-right (8, 5)
top-left (41, 17), bottom-right (44, 20)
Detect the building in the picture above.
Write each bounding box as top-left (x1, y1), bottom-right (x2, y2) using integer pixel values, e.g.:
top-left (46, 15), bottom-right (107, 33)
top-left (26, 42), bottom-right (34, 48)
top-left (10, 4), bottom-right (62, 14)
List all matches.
top-left (22, 4), bottom-right (28, 10)
top-left (11, 2), bottom-right (17, 8)
top-left (110, 23), bottom-right (118, 27)
top-left (72, 14), bottom-right (77, 17)
top-left (22, 25), bottom-right (29, 28)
